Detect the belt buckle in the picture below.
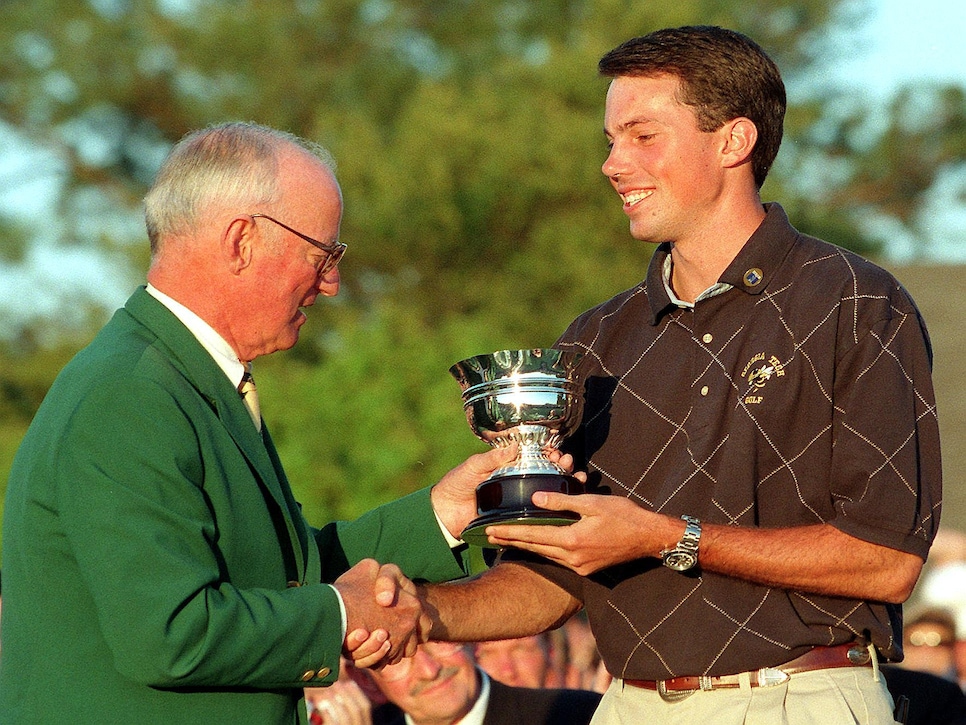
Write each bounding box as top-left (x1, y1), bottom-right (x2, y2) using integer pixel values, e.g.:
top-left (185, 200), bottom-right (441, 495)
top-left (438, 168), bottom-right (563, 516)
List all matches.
top-left (657, 680), bottom-right (697, 703)
top-left (757, 667), bottom-right (791, 687)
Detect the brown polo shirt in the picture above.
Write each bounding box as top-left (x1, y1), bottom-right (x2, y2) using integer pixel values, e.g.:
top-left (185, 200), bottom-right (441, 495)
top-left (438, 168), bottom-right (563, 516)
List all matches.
top-left (509, 203), bottom-right (942, 680)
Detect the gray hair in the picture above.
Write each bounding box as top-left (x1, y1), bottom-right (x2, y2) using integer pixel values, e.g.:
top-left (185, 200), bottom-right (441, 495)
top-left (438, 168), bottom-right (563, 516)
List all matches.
top-left (144, 121), bottom-right (336, 252)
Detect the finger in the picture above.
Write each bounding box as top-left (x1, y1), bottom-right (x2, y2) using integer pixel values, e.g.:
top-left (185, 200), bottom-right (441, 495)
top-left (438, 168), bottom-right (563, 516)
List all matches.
top-left (473, 442), bottom-right (519, 471)
top-left (344, 627), bottom-right (372, 650)
top-left (344, 628), bottom-right (388, 658)
top-left (402, 634), bottom-right (419, 659)
top-left (486, 518), bottom-right (572, 543)
top-left (351, 639), bottom-right (392, 669)
top-left (417, 610), bottom-right (432, 644)
top-left (373, 574), bottom-right (400, 607)
top-left (378, 562), bottom-right (415, 594)
top-left (485, 537), bottom-right (570, 567)
top-left (531, 490), bottom-right (592, 511)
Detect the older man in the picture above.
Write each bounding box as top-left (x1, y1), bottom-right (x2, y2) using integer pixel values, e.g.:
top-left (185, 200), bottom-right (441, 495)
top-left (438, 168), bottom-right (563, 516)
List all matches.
top-left (0, 122), bottom-right (517, 724)
top-left (365, 641), bottom-right (601, 725)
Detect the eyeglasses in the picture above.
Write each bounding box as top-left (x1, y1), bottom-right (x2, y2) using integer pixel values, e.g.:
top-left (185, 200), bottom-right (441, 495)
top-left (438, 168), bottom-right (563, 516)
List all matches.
top-left (375, 642), bottom-right (467, 682)
top-left (907, 629), bottom-right (954, 647)
top-left (249, 213), bottom-right (347, 276)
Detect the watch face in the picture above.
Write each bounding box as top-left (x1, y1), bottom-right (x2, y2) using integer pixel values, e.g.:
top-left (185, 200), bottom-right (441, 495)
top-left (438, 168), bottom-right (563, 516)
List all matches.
top-left (663, 551), bottom-right (697, 571)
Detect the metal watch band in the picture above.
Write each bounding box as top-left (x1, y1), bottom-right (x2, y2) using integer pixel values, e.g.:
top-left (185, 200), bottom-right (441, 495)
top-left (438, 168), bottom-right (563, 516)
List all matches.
top-left (660, 515), bottom-right (702, 571)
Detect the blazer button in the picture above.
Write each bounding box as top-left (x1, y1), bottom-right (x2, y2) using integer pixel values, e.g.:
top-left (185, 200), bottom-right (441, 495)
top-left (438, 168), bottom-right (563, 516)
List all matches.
top-left (287, 580), bottom-right (302, 588)
top-left (317, 667), bottom-right (331, 679)
top-left (301, 670), bottom-right (316, 682)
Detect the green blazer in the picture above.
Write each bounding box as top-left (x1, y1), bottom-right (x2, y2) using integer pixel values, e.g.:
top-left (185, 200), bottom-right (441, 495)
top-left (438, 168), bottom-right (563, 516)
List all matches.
top-left (0, 288), bottom-right (469, 724)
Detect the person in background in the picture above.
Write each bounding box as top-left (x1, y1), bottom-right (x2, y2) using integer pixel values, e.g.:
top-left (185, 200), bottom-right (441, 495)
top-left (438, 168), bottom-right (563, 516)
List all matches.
top-left (362, 641), bottom-right (601, 725)
top-left (879, 665), bottom-right (966, 725)
top-left (901, 607), bottom-right (960, 681)
top-left (474, 634), bottom-right (557, 689)
top-left (305, 657), bottom-right (383, 725)
top-left (556, 612), bottom-right (611, 693)
top-left (916, 527), bottom-right (966, 691)
top-left (473, 628), bottom-right (611, 693)
top-left (0, 121), bottom-right (526, 724)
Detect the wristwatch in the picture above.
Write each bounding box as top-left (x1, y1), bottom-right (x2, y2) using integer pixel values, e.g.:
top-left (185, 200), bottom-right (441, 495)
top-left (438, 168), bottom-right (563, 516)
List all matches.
top-left (660, 515), bottom-right (702, 571)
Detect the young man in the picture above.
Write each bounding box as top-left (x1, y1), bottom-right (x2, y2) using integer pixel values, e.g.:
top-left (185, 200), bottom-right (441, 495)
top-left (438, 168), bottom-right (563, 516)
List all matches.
top-left (417, 26), bottom-right (942, 723)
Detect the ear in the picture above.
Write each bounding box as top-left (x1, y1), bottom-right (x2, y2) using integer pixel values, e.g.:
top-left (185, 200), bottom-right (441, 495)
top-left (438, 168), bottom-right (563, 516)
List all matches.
top-left (225, 216), bottom-right (255, 274)
top-left (720, 117), bottom-right (758, 170)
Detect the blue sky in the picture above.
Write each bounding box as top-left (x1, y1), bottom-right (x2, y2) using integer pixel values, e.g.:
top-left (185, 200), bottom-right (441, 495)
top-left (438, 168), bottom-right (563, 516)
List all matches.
top-left (834, 0), bottom-right (966, 93)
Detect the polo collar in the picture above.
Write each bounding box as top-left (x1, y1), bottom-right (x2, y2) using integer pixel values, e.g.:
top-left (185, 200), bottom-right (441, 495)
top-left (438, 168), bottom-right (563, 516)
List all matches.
top-left (645, 203), bottom-right (799, 325)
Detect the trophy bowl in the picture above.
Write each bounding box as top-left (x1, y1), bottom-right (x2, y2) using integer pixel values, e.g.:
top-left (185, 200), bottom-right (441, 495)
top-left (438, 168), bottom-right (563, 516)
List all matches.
top-left (450, 348), bottom-right (585, 547)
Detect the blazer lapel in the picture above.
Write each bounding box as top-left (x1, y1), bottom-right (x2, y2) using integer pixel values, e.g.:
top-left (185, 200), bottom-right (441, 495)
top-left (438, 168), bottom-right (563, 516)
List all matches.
top-left (123, 288), bottom-right (309, 583)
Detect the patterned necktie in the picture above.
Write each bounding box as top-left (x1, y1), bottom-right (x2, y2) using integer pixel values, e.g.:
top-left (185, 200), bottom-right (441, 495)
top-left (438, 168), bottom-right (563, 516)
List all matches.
top-left (238, 364), bottom-right (261, 431)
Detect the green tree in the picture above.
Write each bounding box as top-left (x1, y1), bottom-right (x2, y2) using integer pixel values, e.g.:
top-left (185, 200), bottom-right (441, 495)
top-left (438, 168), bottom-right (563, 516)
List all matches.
top-left (0, 0), bottom-right (962, 542)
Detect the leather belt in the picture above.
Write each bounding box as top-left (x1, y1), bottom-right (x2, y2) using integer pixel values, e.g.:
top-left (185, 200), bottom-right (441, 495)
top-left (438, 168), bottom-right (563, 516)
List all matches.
top-left (623, 643), bottom-right (873, 694)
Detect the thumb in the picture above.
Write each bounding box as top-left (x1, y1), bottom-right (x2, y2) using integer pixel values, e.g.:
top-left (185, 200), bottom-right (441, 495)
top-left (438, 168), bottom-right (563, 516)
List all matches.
top-left (477, 442), bottom-right (519, 470)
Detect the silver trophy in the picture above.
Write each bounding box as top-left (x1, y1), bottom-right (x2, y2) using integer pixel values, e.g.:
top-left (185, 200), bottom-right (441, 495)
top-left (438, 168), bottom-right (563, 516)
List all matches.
top-left (450, 348), bottom-right (585, 547)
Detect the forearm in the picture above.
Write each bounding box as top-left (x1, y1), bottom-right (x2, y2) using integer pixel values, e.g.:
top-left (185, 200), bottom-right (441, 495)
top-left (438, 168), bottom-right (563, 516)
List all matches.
top-left (419, 563), bottom-right (581, 641)
top-left (696, 522), bottom-right (923, 603)
top-left (491, 494), bottom-right (924, 604)
top-left (320, 487), bottom-right (469, 584)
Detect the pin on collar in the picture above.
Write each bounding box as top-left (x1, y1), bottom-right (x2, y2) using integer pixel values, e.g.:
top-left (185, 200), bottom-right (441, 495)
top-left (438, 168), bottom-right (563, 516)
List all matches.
top-left (743, 268), bottom-right (764, 287)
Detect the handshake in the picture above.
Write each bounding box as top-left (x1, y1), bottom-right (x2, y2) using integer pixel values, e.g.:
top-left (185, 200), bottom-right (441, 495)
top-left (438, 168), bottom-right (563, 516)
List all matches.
top-left (333, 558), bottom-right (434, 668)
top-left (331, 444), bottom-right (584, 669)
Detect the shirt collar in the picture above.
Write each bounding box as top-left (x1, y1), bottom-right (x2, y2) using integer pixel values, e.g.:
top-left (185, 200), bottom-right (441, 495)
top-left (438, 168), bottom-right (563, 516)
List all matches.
top-left (145, 284), bottom-right (247, 388)
top-left (661, 254), bottom-right (733, 310)
top-left (645, 202), bottom-right (798, 324)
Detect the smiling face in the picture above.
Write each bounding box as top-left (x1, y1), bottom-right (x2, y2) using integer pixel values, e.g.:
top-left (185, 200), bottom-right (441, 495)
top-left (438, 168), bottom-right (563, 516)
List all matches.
top-left (601, 73), bottom-right (732, 247)
top-left (236, 147), bottom-right (344, 360)
top-left (369, 643), bottom-right (479, 725)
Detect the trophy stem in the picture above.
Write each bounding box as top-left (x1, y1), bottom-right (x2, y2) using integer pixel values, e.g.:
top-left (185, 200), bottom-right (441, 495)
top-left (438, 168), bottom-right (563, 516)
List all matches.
top-left (488, 424), bottom-right (565, 478)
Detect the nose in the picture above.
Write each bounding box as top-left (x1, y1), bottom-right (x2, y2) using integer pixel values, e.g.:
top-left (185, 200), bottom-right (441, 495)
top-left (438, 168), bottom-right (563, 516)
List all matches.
top-left (601, 142), bottom-right (626, 181)
top-left (317, 266), bottom-right (341, 297)
top-left (412, 650), bottom-right (443, 679)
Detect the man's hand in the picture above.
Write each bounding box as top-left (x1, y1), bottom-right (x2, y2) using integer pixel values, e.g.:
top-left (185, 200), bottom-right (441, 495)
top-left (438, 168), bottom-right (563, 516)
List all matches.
top-left (334, 559), bottom-right (429, 666)
top-left (486, 493), bottom-right (925, 603)
top-left (305, 661), bottom-right (373, 725)
top-left (342, 627), bottom-right (390, 669)
top-left (431, 444), bottom-right (586, 540)
top-left (483, 491), bottom-right (668, 575)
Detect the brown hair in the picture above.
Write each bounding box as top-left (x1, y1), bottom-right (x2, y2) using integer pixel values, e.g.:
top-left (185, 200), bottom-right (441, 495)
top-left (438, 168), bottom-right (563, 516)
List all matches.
top-left (599, 26), bottom-right (785, 188)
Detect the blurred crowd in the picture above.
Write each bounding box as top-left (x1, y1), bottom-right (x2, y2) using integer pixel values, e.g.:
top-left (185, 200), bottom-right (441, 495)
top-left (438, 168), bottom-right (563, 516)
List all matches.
top-left (872, 527), bottom-right (966, 725)
top-left (304, 613), bottom-right (608, 725)
top-left (902, 527), bottom-right (966, 687)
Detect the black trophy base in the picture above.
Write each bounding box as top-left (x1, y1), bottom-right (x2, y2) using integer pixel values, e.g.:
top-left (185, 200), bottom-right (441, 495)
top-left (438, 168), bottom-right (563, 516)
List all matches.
top-left (461, 472), bottom-right (583, 549)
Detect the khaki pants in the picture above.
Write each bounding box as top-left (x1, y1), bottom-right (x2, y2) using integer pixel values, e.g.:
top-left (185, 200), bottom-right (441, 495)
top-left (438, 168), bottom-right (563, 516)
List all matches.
top-left (591, 668), bottom-right (898, 725)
